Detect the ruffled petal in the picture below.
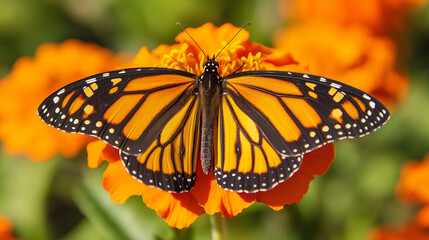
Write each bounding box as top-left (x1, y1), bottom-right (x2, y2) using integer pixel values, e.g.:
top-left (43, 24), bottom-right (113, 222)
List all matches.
top-left (175, 23), bottom-right (249, 57)
top-left (190, 164), bottom-right (254, 218)
top-left (397, 154), bottom-right (429, 203)
top-left (255, 144), bottom-right (335, 210)
top-left (0, 215), bottom-right (18, 240)
top-left (416, 205), bottom-right (429, 228)
top-left (142, 188), bottom-right (205, 229)
top-left (274, 23), bottom-right (407, 108)
top-left (0, 40), bottom-right (126, 161)
top-left (86, 140), bottom-right (119, 168)
top-left (100, 151), bottom-right (204, 228)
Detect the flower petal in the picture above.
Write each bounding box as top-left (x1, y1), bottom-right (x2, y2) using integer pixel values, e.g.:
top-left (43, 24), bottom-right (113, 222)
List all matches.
top-left (255, 144), bottom-right (335, 210)
top-left (0, 40), bottom-right (126, 161)
top-left (0, 215), bottom-right (18, 240)
top-left (397, 154), bottom-right (429, 203)
top-left (274, 23), bottom-right (407, 108)
top-left (190, 163), bottom-right (254, 218)
top-left (101, 156), bottom-right (204, 228)
top-left (142, 188), bottom-right (205, 229)
top-left (86, 140), bottom-right (118, 168)
top-left (175, 23), bottom-right (249, 57)
top-left (416, 204), bottom-right (429, 228)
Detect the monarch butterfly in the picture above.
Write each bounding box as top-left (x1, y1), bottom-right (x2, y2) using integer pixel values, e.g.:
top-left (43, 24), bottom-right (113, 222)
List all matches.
top-left (38, 23), bottom-right (390, 193)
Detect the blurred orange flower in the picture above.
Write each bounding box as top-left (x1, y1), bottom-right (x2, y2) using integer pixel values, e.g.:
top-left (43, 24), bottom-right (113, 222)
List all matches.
top-left (368, 224), bottom-right (429, 240)
top-left (85, 23), bottom-right (336, 228)
top-left (367, 154), bottom-right (429, 239)
top-left (274, 23), bottom-right (407, 108)
top-left (0, 215), bottom-right (19, 240)
top-left (397, 154), bottom-right (429, 228)
top-left (279, 0), bottom-right (427, 35)
top-left (0, 40), bottom-right (126, 161)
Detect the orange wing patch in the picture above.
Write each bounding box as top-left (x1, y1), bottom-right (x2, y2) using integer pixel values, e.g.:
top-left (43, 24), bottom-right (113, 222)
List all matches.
top-left (124, 84), bottom-right (189, 141)
top-left (341, 100), bottom-right (359, 120)
top-left (230, 76), bottom-right (303, 96)
top-left (103, 94), bottom-right (144, 124)
top-left (124, 75), bottom-right (193, 92)
top-left (230, 84), bottom-right (302, 142)
top-left (282, 98), bottom-right (321, 128)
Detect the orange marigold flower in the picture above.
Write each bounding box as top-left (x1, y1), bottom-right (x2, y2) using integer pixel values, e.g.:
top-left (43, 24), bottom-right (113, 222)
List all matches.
top-left (367, 154), bottom-right (429, 239)
top-left (397, 154), bottom-right (429, 203)
top-left (397, 154), bottom-right (429, 228)
top-left (85, 23), bottom-right (335, 228)
top-left (0, 40), bottom-right (126, 161)
top-left (0, 215), bottom-right (19, 240)
top-left (274, 23), bottom-right (407, 108)
top-left (368, 224), bottom-right (429, 240)
top-left (279, 0), bottom-right (427, 35)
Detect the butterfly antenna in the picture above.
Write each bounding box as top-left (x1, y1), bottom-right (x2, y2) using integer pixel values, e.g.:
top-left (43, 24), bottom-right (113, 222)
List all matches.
top-left (215, 22), bottom-right (251, 60)
top-left (176, 22), bottom-right (208, 60)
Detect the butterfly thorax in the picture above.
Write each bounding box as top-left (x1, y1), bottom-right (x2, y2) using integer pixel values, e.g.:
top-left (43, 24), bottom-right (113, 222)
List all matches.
top-left (199, 59), bottom-right (222, 175)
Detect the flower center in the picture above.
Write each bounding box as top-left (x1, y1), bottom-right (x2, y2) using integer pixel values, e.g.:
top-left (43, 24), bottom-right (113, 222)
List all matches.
top-left (157, 42), bottom-right (265, 77)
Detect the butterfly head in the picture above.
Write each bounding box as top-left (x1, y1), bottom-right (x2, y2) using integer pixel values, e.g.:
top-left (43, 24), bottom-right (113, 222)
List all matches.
top-left (203, 58), bottom-right (219, 74)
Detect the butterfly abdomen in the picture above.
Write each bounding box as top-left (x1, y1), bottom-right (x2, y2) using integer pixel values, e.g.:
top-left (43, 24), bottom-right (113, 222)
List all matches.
top-left (199, 59), bottom-right (222, 174)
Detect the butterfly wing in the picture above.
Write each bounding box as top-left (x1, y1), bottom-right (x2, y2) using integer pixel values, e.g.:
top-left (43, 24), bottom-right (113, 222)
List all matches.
top-left (120, 94), bottom-right (200, 193)
top-left (215, 93), bottom-right (303, 192)
top-left (38, 68), bottom-right (200, 192)
top-left (216, 70), bottom-right (390, 192)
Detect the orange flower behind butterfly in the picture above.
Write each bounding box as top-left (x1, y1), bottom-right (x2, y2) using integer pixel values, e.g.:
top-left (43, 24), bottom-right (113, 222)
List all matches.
top-left (0, 40), bottom-right (126, 161)
top-left (274, 23), bottom-right (407, 108)
top-left (368, 224), bottom-right (429, 240)
top-left (86, 23), bottom-right (336, 228)
top-left (0, 215), bottom-right (19, 240)
top-left (397, 154), bottom-right (429, 228)
top-left (278, 0), bottom-right (427, 35)
top-left (367, 154), bottom-right (429, 239)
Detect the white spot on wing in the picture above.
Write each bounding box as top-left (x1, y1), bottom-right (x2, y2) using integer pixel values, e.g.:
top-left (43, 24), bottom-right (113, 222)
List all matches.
top-left (363, 94), bottom-right (371, 100)
top-left (86, 78), bottom-right (97, 84)
top-left (330, 82), bottom-right (342, 88)
top-left (57, 89), bottom-right (65, 95)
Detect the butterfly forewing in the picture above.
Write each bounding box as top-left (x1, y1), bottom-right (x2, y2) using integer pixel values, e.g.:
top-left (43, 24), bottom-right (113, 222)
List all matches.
top-left (224, 71), bottom-right (390, 158)
top-left (120, 95), bottom-right (200, 192)
top-left (37, 68), bottom-right (196, 156)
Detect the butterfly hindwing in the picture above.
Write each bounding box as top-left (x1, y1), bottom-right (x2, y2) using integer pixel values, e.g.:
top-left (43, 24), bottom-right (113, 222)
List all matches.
top-left (38, 68), bottom-right (196, 156)
top-left (224, 71), bottom-right (390, 158)
top-left (215, 93), bottom-right (303, 193)
top-left (120, 95), bottom-right (200, 192)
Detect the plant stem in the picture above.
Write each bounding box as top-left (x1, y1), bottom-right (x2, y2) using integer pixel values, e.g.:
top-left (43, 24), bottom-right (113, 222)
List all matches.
top-left (210, 213), bottom-right (227, 240)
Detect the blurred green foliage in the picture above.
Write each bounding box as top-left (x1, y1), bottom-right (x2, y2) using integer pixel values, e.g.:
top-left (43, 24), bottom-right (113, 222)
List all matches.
top-left (1, 0), bottom-right (428, 239)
